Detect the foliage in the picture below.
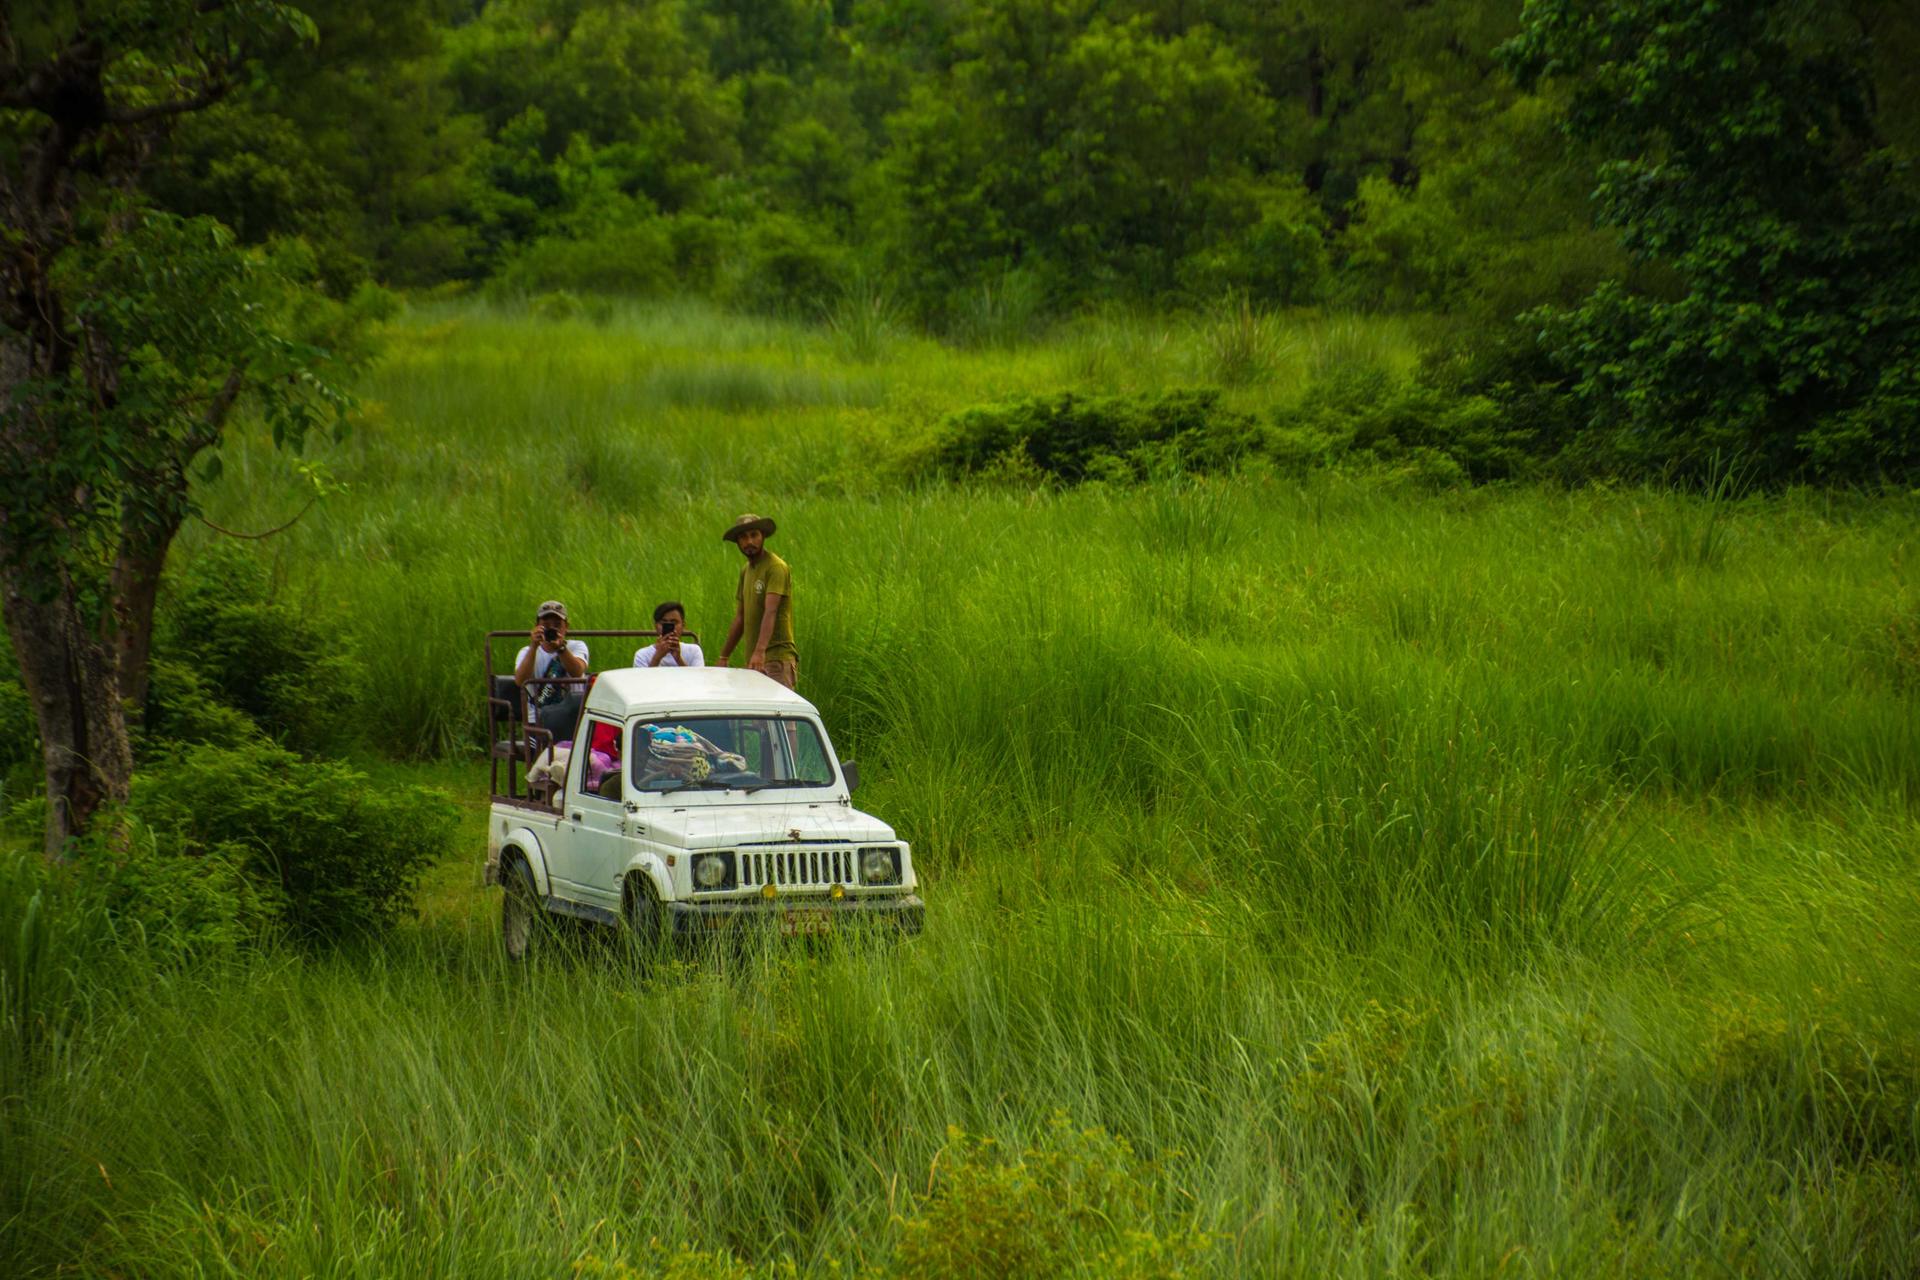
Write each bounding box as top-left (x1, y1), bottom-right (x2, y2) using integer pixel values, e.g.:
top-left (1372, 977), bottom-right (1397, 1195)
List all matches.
top-left (894, 1117), bottom-right (1213, 1280)
top-left (126, 742), bottom-right (457, 943)
top-left (923, 389), bottom-right (1262, 485)
top-left (1268, 362), bottom-right (1544, 485)
top-left (720, 214), bottom-right (849, 317)
top-left (152, 543), bottom-right (368, 757)
top-left (69, 821), bottom-right (276, 960)
top-left (1175, 182), bottom-right (1329, 308)
top-left (492, 223), bottom-right (678, 299)
top-left (879, 9), bottom-right (1276, 315)
top-left (1, 3), bottom-right (365, 852)
top-left (6, 212), bottom-right (348, 600)
top-left (1502, 0), bottom-right (1920, 480)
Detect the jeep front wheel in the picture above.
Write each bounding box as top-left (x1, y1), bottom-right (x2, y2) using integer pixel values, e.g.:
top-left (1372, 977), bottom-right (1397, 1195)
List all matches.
top-left (624, 875), bottom-right (664, 965)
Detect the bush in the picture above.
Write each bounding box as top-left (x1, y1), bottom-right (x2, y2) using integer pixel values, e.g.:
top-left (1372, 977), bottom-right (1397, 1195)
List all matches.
top-left (143, 658), bottom-right (261, 748)
top-left (1336, 175), bottom-right (1475, 311)
top-left (721, 214), bottom-right (847, 316)
top-left (0, 655), bottom-right (38, 797)
top-left (490, 222), bottom-right (676, 298)
top-left (153, 542), bottom-right (367, 755)
top-left (924, 389), bottom-right (1262, 486)
top-left (70, 820), bottom-right (275, 959)
top-left (128, 741), bottom-right (457, 943)
top-left (1419, 321), bottom-right (1585, 474)
top-left (894, 1116), bottom-right (1212, 1280)
top-left (1178, 183), bottom-right (1328, 308)
top-left (1269, 362), bottom-right (1542, 484)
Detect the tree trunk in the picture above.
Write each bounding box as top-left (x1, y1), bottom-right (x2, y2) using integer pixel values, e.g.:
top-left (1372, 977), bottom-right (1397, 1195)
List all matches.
top-left (112, 371), bottom-right (237, 730)
top-left (3, 571), bottom-right (133, 859)
top-left (110, 519), bottom-right (172, 735)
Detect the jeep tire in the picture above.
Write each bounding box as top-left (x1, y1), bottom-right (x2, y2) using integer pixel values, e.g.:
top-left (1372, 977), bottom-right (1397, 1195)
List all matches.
top-left (502, 856), bottom-right (543, 961)
top-left (624, 875), bottom-right (664, 966)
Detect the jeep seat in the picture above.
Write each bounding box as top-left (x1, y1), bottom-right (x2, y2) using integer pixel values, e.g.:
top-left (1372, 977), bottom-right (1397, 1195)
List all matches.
top-left (490, 674), bottom-right (534, 761)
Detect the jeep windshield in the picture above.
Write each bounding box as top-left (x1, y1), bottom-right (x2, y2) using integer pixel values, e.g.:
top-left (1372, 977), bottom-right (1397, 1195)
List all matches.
top-left (631, 716), bottom-right (835, 793)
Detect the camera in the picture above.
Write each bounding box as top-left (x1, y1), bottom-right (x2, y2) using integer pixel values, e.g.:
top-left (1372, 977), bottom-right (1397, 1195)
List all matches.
top-left (542, 625), bottom-right (559, 643)
top-left (659, 620), bottom-right (678, 637)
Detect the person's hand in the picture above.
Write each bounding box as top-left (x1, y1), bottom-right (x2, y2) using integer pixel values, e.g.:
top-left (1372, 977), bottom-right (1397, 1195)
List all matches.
top-left (650, 636), bottom-right (671, 664)
top-left (748, 648), bottom-right (768, 672)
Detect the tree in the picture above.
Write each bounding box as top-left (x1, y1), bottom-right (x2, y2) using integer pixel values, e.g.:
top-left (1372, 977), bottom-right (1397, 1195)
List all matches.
top-left (1502, 0), bottom-right (1920, 478)
top-left (877, 2), bottom-right (1275, 311)
top-left (1, 3), bottom-right (348, 857)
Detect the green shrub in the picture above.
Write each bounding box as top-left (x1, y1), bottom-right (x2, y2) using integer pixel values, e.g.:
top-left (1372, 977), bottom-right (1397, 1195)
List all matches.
top-left (143, 658), bottom-right (261, 748)
top-left (1177, 184), bottom-right (1328, 308)
top-left (1501, 1), bottom-right (1920, 482)
top-left (721, 214), bottom-right (847, 316)
top-left (530, 289), bottom-right (584, 321)
top-left (128, 741), bottom-right (457, 943)
top-left (925, 389), bottom-right (1261, 486)
top-left (1269, 364), bottom-right (1539, 483)
top-left (1418, 321), bottom-right (1584, 473)
top-left (0, 663), bottom-right (37, 794)
top-left (71, 821), bottom-right (275, 960)
top-left (492, 223), bottom-right (676, 298)
top-left (894, 1116), bottom-right (1212, 1280)
top-left (154, 542), bottom-right (367, 755)
top-left (1336, 175), bottom-right (1475, 311)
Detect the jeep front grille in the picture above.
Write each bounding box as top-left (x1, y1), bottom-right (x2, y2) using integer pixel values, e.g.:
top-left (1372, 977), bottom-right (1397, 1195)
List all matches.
top-left (738, 847), bottom-right (854, 891)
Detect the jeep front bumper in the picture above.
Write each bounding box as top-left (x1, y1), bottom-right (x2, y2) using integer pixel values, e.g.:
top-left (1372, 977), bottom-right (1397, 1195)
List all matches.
top-left (666, 894), bottom-right (924, 937)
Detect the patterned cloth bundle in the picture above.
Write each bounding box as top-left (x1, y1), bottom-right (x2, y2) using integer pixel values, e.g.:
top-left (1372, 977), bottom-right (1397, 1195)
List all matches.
top-left (640, 724), bottom-right (746, 776)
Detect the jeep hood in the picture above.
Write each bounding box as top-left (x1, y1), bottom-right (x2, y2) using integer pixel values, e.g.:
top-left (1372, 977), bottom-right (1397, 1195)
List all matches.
top-left (638, 802), bottom-right (897, 850)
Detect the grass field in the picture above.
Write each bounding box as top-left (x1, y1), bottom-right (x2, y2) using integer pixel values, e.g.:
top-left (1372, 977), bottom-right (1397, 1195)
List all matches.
top-left (3, 299), bottom-right (1918, 1277)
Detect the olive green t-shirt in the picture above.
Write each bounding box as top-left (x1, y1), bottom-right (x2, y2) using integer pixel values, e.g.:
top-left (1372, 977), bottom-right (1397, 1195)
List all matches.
top-left (737, 550), bottom-right (797, 663)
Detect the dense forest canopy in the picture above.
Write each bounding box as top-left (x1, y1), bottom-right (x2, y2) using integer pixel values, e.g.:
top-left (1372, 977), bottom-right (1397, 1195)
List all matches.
top-left (115, 0), bottom-right (1919, 482)
top-left (146, 0), bottom-right (1640, 318)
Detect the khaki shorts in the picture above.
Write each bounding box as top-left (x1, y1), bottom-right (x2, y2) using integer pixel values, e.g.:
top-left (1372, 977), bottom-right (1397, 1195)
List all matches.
top-left (761, 658), bottom-right (798, 691)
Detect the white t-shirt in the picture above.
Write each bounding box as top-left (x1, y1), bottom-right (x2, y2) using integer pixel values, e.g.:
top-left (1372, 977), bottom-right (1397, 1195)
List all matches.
top-left (516, 640), bottom-right (589, 713)
top-left (632, 640), bottom-right (705, 669)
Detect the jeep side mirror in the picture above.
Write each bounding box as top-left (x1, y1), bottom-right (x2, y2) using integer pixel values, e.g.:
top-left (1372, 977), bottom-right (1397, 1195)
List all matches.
top-left (841, 760), bottom-right (860, 793)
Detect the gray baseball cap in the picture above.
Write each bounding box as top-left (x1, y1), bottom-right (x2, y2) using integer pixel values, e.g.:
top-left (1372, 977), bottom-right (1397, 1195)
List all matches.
top-left (536, 600), bottom-right (569, 621)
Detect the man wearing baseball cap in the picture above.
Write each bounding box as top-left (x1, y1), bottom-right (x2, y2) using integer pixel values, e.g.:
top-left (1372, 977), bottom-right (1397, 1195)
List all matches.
top-left (717, 513), bottom-right (798, 689)
top-left (513, 599), bottom-right (590, 743)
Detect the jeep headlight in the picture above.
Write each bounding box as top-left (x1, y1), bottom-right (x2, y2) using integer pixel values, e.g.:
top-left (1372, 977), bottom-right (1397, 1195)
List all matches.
top-left (859, 846), bottom-right (900, 886)
top-left (692, 852), bottom-right (735, 892)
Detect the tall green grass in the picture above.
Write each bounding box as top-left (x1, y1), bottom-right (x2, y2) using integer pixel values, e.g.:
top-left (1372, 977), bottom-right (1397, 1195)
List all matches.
top-left (4, 301), bottom-right (1917, 1276)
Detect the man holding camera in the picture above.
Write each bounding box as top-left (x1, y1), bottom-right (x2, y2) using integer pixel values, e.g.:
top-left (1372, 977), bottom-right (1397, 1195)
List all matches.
top-left (514, 600), bottom-right (589, 744)
top-left (633, 600), bottom-right (705, 668)
top-left (717, 512), bottom-right (798, 690)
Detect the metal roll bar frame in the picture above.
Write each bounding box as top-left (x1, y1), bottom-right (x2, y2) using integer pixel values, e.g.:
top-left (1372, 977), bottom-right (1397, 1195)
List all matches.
top-left (484, 629), bottom-right (700, 807)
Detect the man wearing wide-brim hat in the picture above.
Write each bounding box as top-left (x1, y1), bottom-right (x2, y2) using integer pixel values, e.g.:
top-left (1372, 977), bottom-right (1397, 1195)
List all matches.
top-left (717, 513), bottom-right (799, 690)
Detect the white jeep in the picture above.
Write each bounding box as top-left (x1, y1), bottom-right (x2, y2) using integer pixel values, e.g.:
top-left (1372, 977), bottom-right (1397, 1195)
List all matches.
top-left (485, 665), bottom-right (923, 958)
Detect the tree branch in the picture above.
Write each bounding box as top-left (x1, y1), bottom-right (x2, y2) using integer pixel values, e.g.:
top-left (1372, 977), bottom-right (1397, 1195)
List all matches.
top-left (195, 495), bottom-right (319, 541)
top-left (106, 81), bottom-right (231, 126)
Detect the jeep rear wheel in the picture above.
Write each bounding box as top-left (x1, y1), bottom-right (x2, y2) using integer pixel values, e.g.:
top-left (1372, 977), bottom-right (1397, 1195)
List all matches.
top-left (502, 858), bottom-right (543, 961)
